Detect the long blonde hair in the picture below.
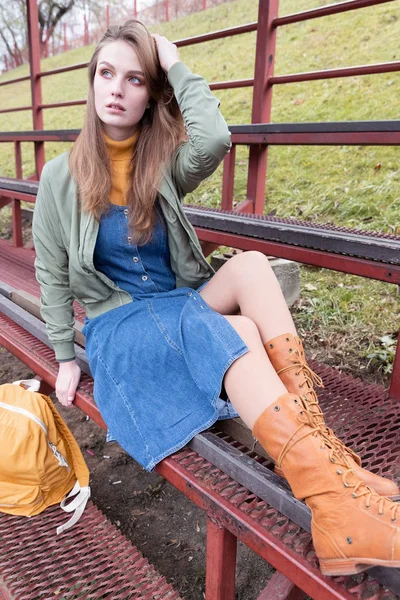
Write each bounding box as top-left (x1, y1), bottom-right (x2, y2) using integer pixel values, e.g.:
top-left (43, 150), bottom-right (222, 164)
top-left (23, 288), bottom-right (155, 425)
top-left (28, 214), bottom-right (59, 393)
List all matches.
top-left (69, 20), bottom-right (186, 244)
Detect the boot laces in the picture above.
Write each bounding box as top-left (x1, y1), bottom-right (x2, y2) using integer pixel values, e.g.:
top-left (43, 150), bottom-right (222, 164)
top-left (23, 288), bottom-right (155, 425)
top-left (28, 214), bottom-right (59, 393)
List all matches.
top-left (282, 357), bottom-right (361, 464)
top-left (279, 359), bottom-right (324, 397)
top-left (279, 359), bottom-right (324, 422)
top-left (297, 403), bottom-right (399, 521)
top-left (299, 399), bottom-right (360, 470)
top-left (343, 472), bottom-right (399, 522)
top-left (298, 362), bottom-right (324, 390)
top-left (279, 400), bottom-right (347, 467)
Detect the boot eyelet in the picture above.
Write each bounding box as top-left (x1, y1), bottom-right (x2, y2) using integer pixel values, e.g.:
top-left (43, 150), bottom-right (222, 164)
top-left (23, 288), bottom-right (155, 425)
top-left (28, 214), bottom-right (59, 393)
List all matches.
top-left (366, 504), bottom-right (371, 509)
top-left (336, 469), bottom-right (342, 475)
top-left (269, 344), bottom-right (274, 349)
top-left (330, 457), bottom-right (335, 463)
top-left (293, 399), bottom-right (298, 404)
top-left (346, 537), bottom-right (352, 544)
top-left (391, 518), bottom-right (397, 522)
top-left (285, 337), bottom-right (290, 342)
top-left (343, 482), bottom-right (350, 488)
top-left (378, 511), bottom-right (384, 516)
top-left (352, 493), bottom-right (357, 498)
top-left (289, 348), bottom-right (293, 353)
top-left (273, 406), bottom-right (280, 412)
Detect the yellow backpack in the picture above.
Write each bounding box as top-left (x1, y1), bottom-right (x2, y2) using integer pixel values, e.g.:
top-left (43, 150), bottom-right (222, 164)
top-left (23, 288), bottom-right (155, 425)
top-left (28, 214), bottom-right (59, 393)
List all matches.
top-left (0, 379), bottom-right (90, 534)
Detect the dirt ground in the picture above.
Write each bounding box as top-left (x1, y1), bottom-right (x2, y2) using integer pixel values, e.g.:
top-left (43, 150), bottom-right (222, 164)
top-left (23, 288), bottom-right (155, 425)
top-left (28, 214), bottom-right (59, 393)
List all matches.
top-left (0, 347), bottom-right (276, 600)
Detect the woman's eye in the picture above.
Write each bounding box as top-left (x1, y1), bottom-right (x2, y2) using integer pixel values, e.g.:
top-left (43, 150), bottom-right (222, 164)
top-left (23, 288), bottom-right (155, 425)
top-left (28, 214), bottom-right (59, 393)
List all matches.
top-left (129, 76), bottom-right (141, 84)
top-left (101, 69), bottom-right (112, 78)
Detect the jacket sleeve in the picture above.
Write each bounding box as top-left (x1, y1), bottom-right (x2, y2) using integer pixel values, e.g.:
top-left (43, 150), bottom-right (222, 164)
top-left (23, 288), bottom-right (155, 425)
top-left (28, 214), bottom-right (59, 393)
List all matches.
top-left (32, 163), bottom-right (76, 361)
top-left (167, 62), bottom-right (232, 197)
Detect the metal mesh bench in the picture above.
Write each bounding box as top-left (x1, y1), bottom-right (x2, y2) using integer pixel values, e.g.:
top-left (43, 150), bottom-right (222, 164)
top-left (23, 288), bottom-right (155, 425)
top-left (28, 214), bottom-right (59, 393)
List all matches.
top-left (0, 239), bottom-right (399, 600)
top-left (0, 501), bottom-right (182, 600)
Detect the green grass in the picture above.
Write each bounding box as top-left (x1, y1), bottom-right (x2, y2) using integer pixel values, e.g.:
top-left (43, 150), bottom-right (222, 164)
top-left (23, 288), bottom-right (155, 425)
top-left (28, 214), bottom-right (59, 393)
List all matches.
top-left (293, 267), bottom-right (399, 383)
top-left (0, 0), bottom-right (398, 380)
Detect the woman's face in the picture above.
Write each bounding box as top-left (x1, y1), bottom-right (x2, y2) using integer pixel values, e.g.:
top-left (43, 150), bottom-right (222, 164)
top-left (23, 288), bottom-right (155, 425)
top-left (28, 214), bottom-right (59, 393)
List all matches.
top-left (93, 40), bottom-right (151, 140)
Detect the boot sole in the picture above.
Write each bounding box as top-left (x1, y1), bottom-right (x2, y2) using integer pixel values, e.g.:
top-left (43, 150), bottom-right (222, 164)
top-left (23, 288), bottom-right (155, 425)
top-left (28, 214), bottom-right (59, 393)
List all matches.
top-left (319, 558), bottom-right (400, 576)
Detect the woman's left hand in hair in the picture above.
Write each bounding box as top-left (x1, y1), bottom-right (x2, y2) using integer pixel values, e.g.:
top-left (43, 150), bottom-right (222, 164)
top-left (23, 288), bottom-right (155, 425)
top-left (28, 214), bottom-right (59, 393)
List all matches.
top-left (152, 34), bottom-right (180, 73)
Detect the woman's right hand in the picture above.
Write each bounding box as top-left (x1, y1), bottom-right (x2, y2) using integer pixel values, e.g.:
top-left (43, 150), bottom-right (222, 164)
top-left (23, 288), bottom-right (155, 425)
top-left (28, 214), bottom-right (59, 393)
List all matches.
top-left (56, 360), bottom-right (81, 406)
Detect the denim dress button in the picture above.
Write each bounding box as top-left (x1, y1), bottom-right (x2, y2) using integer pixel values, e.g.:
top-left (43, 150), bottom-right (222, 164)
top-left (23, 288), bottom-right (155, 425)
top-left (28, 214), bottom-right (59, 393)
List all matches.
top-left (124, 209), bottom-right (129, 216)
top-left (133, 256), bottom-right (139, 263)
top-left (127, 236), bottom-right (132, 243)
top-left (142, 275), bottom-right (148, 281)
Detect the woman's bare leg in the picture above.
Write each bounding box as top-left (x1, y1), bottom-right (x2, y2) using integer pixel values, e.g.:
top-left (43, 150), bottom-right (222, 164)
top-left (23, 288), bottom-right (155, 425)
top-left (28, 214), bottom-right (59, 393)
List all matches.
top-left (199, 251), bottom-right (296, 343)
top-left (221, 315), bottom-right (287, 429)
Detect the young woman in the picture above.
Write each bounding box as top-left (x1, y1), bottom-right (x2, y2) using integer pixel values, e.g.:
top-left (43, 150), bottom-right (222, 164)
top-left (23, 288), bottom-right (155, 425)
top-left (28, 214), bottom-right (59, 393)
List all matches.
top-left (32, 20), bottom-right (399, 576)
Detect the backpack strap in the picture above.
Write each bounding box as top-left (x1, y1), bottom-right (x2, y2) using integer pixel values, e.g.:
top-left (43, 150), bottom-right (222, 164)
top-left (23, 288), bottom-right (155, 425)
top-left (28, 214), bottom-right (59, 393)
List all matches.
top-left (42, 396), bottom-right (90, 487)
top-left (41, 395), bottom-right (91, 534)
top-left (12, 379), bottom-right (41, 392)
top-left (57, 481), bottom-right (91, 535)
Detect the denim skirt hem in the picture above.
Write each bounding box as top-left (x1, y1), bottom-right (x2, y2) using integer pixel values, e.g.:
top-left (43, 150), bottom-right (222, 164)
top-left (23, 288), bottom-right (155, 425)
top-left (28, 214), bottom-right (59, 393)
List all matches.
top-left (83, 286), bottom-right (248, 471)
top-left (144, 349), bottom-right (247, 471)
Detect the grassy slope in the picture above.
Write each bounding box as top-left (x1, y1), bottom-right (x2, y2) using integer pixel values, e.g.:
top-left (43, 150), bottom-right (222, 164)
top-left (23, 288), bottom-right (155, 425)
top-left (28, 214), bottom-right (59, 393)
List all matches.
top-left (0, 0), bottom-right (399, 379)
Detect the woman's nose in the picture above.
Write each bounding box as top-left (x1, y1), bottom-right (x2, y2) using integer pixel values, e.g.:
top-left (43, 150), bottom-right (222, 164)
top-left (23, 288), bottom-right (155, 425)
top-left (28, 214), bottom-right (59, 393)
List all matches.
top-left (111, 80), bottom-right (123, 98)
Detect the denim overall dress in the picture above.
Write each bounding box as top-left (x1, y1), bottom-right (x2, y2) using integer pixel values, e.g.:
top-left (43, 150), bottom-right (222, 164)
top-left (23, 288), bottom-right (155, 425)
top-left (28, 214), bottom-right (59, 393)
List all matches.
top-left (83, 203), bottom-right (248, 471)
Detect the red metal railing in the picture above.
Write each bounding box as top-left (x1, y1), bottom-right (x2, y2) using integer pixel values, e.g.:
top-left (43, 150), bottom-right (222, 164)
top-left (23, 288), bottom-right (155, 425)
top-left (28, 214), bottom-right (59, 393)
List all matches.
top-left (0, 0), bottom-right (398, 199)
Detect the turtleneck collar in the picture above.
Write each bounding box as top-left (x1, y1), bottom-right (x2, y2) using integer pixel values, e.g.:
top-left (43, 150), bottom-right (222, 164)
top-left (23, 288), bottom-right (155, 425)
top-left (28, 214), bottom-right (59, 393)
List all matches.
top-left (104, 130), bottom-right (140, 161)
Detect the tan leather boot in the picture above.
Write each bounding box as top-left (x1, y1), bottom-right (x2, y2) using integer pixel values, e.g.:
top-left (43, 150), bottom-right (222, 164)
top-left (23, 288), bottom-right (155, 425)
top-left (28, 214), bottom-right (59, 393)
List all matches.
top-left (265, 333), bottom-right (399, 499)
top-left (253, 393), bottom-right (400, 576)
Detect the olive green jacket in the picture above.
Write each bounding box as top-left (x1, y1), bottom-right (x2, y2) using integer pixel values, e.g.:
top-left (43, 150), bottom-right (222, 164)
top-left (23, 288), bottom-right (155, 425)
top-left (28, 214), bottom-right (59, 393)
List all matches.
top-left (32, 62), bottom-right (231, 361)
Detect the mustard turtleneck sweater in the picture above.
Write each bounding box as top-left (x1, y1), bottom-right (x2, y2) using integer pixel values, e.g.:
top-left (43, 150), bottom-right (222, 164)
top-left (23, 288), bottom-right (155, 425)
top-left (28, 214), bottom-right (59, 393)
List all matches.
top-left (104, 131), bottom-right (139, 206)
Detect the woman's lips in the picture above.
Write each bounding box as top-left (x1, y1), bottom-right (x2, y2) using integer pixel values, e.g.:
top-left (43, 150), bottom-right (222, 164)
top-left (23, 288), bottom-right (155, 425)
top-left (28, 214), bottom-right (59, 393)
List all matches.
top-left (106, 103), bottom-right (125, 113)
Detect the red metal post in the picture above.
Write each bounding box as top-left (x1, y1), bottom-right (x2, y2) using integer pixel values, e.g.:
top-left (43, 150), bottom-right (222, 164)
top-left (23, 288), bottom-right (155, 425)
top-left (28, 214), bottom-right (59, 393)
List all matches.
top-left (14, 142), bottom-right (23, 179)
top-left (63, 23), bottom-right (68, 52)
top-left (106, 4), bottom-right (110, 28)
top-left (205, 518), bottom-right (237, 600)
top-left (246, 0), bottom-right (279, 214)
top-left (165, 0), bottom-right (169, 22)
top-left (26, 0), bottom-right (45, 178)
top-left (203, 0), bottom-right (207, 9)
top-left (221, 144), bottom-right (236, 210)
top-left (257, 571), bottom-right (307, 600)
top-left (133, 0), bottom-right (138, 19)
top-left (13, 142), bottom-right (23, 247)
top-left (12, 201), bottom-right (23, 248)
top-left (389, 330), bottom-right (400, 402)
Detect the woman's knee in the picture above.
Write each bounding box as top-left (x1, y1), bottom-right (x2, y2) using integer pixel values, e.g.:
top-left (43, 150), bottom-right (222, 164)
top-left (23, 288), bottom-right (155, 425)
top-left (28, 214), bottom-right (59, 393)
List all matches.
top-left (225, 315), bottom-right (261, 345)
top-left (230, 251), bottom-right (273, 278)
